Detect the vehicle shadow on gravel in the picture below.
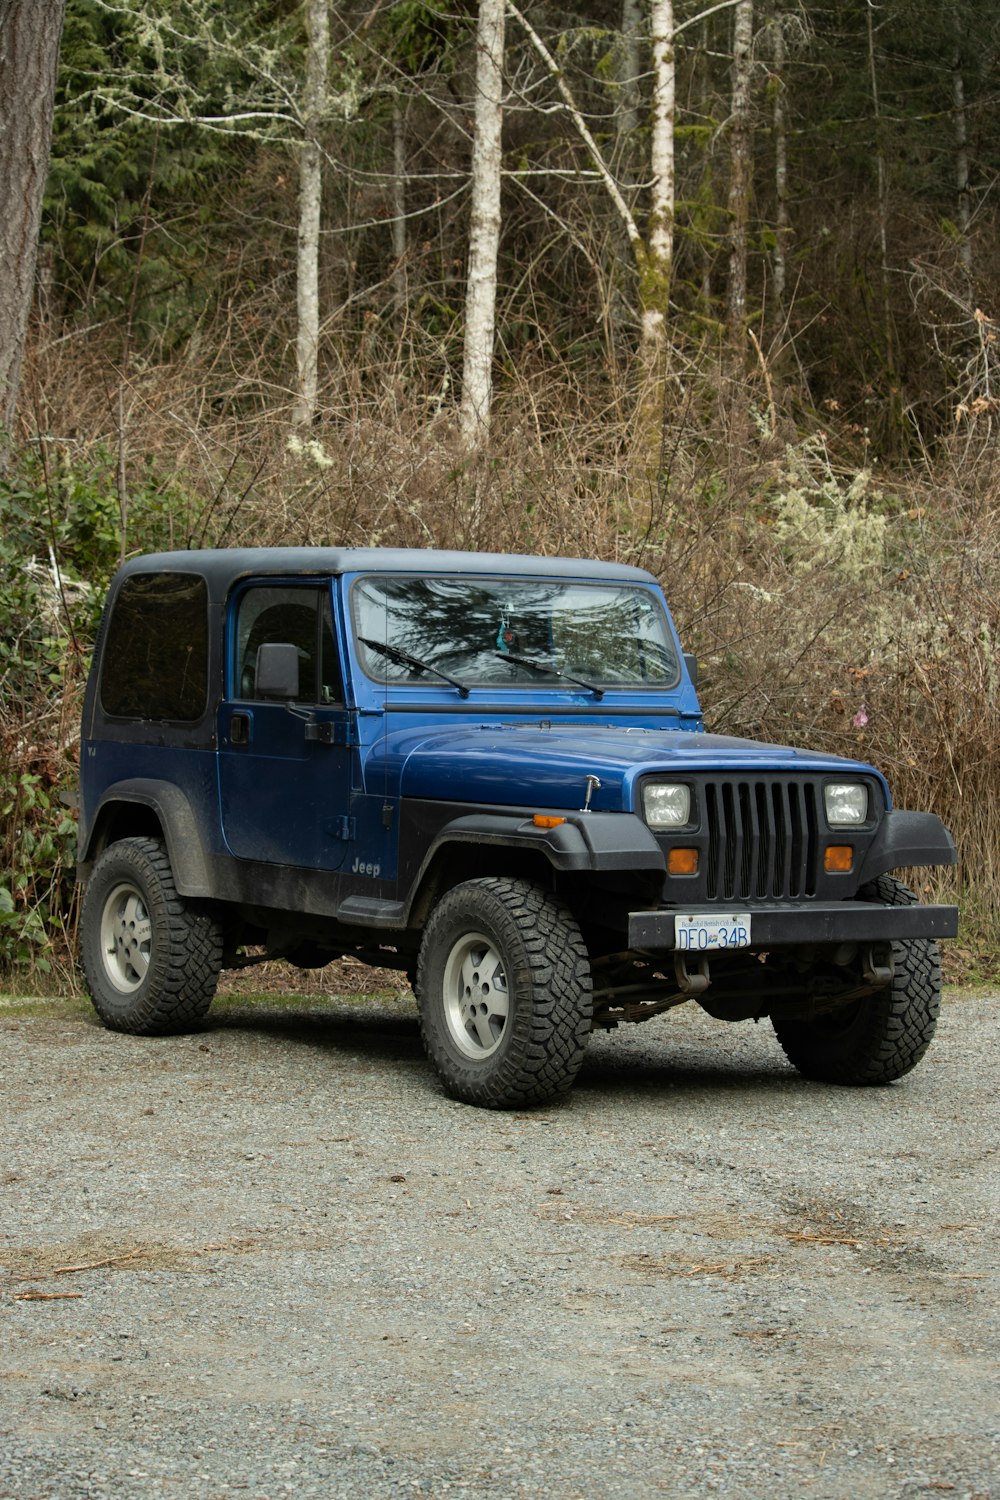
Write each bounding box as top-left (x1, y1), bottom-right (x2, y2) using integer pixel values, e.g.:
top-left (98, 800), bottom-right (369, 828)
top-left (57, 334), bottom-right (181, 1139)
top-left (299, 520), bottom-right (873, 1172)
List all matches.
top-left (575, 1057), bottom-right (806, 1103)
top-left (208, 1001), bottom-right (807, 1102)
top-left (209, 1003), bottom-right (426, 1065)
top-left (576, 1044), bottom-right (800, 1100)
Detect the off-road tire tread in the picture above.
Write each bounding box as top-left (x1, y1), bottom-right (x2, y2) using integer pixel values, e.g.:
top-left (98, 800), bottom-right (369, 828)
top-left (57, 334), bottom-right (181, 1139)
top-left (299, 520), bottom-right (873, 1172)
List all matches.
top-left (416, 876), bottom-right (593, 1109)
top-left (772, 874), bottom-right (940, 1085)
top-left (81, 836), bottom-right (223, 1036)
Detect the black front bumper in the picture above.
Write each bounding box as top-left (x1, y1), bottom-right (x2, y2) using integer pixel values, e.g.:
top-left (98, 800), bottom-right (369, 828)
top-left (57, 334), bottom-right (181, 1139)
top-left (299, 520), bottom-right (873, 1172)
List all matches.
top-left (627, 901), bottom-right (959, 951)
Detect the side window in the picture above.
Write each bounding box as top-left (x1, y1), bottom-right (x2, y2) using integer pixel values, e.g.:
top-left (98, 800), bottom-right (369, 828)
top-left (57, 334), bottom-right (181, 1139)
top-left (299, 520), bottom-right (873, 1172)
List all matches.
top-left (101, 572), bottom-right (209, 721)
top-left (235, 585), bottom-right (341, 703)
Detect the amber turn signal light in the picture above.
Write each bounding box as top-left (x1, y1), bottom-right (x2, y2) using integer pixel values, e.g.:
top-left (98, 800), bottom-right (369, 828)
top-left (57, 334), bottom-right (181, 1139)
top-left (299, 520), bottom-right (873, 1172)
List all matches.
top-left (533, 814), bottom-right (566, 829)
top-left (824, 845), bottom-right (854, 873)
top-left (667, 848), bottom-right (699, 876)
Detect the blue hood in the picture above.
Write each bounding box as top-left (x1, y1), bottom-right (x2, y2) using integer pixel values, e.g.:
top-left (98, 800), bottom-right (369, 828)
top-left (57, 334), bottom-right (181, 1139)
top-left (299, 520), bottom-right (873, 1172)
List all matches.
top-left (364, 721), bottom-right (888, 812)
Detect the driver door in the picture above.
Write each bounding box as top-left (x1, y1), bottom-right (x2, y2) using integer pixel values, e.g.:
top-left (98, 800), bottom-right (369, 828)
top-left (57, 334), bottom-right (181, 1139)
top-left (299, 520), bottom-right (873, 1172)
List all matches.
top-left (217, 582), bottom-right (354, 871)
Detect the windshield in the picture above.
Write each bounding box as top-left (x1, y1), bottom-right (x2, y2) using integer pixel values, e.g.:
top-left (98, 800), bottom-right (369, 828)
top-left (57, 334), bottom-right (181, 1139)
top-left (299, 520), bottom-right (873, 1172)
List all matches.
top-left (351, 575), bottom-right (680, 690)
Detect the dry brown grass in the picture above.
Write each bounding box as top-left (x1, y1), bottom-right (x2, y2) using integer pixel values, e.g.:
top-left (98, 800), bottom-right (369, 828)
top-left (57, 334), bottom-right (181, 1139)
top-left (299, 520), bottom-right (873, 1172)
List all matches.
top-left (5, 325), bottom-right (999, 982)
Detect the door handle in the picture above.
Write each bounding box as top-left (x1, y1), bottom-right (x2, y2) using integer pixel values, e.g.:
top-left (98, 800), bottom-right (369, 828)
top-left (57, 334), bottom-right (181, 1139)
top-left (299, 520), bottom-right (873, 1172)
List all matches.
top-left (229, 712), bottom-right (251, 746)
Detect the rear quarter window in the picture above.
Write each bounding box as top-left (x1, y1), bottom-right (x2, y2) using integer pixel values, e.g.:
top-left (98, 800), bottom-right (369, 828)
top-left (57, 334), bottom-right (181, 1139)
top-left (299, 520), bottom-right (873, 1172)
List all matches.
top-left (100, 572), bottom-right (209, 721)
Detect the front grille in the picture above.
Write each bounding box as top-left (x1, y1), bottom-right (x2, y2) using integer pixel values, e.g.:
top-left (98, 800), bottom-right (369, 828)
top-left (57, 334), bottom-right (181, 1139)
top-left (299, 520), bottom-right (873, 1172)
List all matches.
top-left (703, 778), bottom-right (819, 900)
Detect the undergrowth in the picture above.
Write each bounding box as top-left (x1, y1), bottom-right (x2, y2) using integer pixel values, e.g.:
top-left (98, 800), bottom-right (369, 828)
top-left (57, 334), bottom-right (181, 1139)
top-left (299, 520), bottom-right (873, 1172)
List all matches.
top-left (2, 334), bottom-right (998, 986)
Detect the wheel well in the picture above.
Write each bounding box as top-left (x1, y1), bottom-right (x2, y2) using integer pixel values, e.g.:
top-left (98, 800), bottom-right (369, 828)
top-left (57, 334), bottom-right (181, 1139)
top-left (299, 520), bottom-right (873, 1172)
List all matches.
top-left (87, 803), bottom-right (165, 864)
top-left (408, 844), bottom-right (556, 930)
top-left (80, 784), bottom-right (216, 899)
top-left (407, 845), bottom-right (657, 952)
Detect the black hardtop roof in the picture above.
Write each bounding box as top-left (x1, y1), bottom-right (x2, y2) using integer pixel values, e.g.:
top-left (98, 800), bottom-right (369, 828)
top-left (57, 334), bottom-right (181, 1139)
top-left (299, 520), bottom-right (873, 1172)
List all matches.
top-left (117, 546), bottom-right (660, 595)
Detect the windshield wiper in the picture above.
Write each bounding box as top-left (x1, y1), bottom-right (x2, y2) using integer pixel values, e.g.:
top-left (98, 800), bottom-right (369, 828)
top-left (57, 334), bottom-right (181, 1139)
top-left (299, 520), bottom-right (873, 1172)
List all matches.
top-left (495, 651), bottom-right (604, 700)
top-left (358, 636), bottom-right (470, 698)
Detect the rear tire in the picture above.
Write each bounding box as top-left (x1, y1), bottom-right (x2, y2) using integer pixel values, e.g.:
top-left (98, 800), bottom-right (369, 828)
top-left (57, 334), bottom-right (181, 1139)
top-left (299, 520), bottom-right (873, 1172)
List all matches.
top-left (81, 837), bottom-right (223, 1035)
top-left (416, 877), bottom-right (593, 1108)
top-left (772, 874), bottom-right (940, 1085)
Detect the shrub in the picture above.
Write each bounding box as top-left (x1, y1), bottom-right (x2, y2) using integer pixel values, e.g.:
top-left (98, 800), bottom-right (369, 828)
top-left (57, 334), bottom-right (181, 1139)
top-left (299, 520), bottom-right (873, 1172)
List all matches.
top-left (0, 439), bottom-right (199, 981)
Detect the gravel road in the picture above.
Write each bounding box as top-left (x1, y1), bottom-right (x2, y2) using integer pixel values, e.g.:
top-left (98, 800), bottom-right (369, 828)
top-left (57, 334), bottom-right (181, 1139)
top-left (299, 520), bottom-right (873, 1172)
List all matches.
top-left (2, 986), bottom-right (998, 1500)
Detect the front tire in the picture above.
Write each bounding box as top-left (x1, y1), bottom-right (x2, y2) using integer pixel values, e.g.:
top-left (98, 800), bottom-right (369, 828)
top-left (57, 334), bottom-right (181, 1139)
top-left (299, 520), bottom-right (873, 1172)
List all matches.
top-left (81, 837), bottom-right (223, 1035)
top-left (772, 874), bottom-right (941, 1085)
top-left (416, 877), bottom-right (593, 1108)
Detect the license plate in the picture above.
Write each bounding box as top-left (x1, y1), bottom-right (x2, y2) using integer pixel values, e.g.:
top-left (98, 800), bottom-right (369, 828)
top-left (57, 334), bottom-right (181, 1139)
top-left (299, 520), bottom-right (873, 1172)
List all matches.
top-left (674, 913), bottom-right (752, 952)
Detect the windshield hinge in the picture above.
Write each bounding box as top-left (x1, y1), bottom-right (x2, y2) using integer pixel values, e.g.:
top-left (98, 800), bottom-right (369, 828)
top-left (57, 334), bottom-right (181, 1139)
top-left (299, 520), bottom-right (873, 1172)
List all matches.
top-left (305, 718), bottom-right (355, 746)
top-left (324, 815), bottom-right (356, 841)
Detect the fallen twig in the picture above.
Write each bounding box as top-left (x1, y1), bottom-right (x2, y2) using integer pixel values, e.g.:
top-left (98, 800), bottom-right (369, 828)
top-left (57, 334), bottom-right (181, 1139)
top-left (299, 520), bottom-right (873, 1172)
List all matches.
top-left (52, 1248), bottom-right (149, 1276)
top-left (13, 1290), bottom-right (84, 1302)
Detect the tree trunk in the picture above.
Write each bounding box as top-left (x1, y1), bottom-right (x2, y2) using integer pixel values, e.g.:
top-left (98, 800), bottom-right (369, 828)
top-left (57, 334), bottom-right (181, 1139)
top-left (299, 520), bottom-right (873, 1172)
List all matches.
top-left (866, 0), bottom-right (901, 448)
top-left (292, 0), bottom-right (328, 427)
top-left (618, 0), bottom-right (642, 138)
top-left (0, 0), bottom-right (66, 442)
top-left (771, 7), bottom-right (789, 313)
top-left (726, 0), bottom-right (753, 354)
top-left (391, 93), bottom-right (408, 320)
top-left (459, 0), bottom-right (505, 451)
top-left (609, 0), bottom-right (643, 355)
top-left (639, 0), bottom-right (675, 370)
top-left (952, 11), bottom-right (972, 294)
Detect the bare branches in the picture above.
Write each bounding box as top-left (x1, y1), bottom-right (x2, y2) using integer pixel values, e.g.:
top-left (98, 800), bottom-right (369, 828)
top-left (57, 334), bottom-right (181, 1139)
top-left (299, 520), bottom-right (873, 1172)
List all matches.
top-left (505, 2), bottom-right (643, 257)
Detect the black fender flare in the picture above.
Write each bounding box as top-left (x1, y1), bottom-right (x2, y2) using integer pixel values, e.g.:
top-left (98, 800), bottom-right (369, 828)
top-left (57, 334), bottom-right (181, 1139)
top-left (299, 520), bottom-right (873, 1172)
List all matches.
top-left (422, 810), bottom-right (664, 874)
top-left (856, 809), bottom-right (957, 884)
top-left (78, 779), bottom-right (215, 898)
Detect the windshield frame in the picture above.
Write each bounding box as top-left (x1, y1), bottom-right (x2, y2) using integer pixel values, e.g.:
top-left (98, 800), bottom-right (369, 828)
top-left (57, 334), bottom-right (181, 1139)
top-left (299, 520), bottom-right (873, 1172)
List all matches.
top-left (348, 572), bottom-right (682, 694)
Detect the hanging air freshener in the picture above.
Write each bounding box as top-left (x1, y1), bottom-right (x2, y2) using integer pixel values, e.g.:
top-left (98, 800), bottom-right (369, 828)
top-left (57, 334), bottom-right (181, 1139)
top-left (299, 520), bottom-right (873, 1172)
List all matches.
top-left (496, 606), bottom-right (519, 655)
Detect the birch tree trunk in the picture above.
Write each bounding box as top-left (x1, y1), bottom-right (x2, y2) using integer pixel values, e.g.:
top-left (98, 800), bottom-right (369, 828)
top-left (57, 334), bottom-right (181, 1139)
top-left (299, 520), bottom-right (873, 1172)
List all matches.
top-left (459, 0), bottom-right (505, 451)
top-left (726, 0), bottom-right (753, 354)
top-left (0, 0), bottom-right (66, 444)
top-left (292, 0), bottom-right (328, 427)
top-left (640, 0), bottom-right (675, 370)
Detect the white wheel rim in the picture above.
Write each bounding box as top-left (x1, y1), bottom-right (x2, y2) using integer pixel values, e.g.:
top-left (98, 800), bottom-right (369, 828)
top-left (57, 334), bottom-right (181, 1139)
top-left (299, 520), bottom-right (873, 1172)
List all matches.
top-left (442, 930), bottom-right (510, 1060)
top-left (99, 881), bottom-right (153, 993)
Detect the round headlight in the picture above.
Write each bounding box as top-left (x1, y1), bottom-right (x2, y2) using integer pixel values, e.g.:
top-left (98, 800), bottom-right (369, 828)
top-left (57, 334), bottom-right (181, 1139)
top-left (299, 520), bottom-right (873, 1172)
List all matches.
top-left (642, 782), bottom-right (692, 828)
top-left (824, 782), bottom-right (869, 827)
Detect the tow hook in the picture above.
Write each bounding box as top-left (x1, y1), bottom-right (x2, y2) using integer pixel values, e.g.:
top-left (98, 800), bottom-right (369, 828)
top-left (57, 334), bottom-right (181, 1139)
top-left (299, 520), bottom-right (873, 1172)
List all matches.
top-left (862, 945), bottom-right (894, 988)
top-left (674, 952), bottom-right (711, 996)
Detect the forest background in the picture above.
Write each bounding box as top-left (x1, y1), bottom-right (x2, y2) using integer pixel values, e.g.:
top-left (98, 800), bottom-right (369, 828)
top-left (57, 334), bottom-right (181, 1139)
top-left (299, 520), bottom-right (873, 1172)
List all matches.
top-left (0, 0), bottom-right (998, 985)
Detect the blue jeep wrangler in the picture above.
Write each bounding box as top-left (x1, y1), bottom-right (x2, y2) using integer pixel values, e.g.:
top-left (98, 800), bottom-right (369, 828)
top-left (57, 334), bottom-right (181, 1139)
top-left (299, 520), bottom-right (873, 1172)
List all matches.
top-left (78, 547), bottom-right (958, 1108)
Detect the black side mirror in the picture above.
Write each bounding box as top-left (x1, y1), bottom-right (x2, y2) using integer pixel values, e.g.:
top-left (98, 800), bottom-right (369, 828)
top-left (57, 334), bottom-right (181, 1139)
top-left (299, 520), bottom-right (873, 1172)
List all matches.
top-left (255, 642), bottom-right (300, 700)
top-left (683, 652), bottom-right (699, 688)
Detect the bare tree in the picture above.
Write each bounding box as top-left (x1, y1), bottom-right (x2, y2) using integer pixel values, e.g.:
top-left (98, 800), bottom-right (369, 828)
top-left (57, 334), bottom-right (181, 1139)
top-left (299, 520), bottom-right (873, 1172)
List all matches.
top-left (391, 94), bottom-right (408, 317)
top-left (292, 0), bottom-right (329, 427)
top-left (459, 0), bottom-right (506, 450)
top-left (507, 2), bottom-right (673, 372)
top-left (67, 1), bottom-right (367, 429)
top-left (618, 0), bottom-right (643, 140)
top-left (951, 5), bottom-right (972, 293)
top-left (643, 0), bottom-right (675, 369)
top-left (0, 0), bottom-right (66, 445)
top-left (865, 0), bottom-right (902, 446)
top-left (770, 4), bottom-right (789, 312)
top-left (609, 0), bottom-right (643, 352)
top-left (726, 0), bottom-right (753, 353)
